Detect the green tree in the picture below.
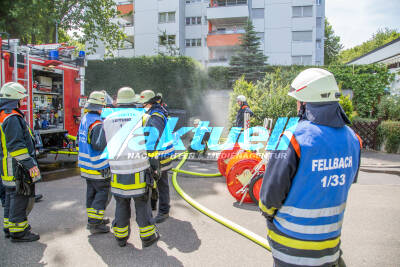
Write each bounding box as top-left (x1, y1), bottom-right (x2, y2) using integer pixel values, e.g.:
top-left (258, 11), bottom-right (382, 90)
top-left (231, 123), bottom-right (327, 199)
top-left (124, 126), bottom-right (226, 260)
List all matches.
top-left (339, 28), bottom-right (400, 63)
top-left (324, 18), bottom-right (344, 65)
top-left (229, 20), bottom-right (268, 83)
top-left (157, 31), bottom-right (181, 56)
top-left (0, 0), bottom-right (126, 56)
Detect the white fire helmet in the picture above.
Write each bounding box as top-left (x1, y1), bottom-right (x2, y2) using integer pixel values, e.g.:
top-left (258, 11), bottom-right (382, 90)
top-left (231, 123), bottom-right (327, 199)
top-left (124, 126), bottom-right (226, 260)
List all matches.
top-left (236, 95), bottom-right (246, 102)
top-left (288, 68), bottom-right (341, 102)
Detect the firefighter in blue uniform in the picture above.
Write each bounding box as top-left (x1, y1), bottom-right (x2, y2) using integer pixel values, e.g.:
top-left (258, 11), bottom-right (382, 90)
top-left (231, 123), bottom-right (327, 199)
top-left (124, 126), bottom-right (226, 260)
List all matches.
top-left (259, 68), bottom-right (362, 267)
top-left (0, 82), bottom-right (41, 242)
top-left (103, 87), bottom-right (159, 248)
top-left (235, 95), bottom-right (253, 129)
top-left (138, 90), bottom-right (175, 224)
top-left (78, 91), bottom-right (111, 234)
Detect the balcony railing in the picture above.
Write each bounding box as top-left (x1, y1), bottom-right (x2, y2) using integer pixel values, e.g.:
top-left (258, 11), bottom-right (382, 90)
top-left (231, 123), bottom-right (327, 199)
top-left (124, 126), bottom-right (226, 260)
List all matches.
top-left (209, 0), bottom-right (247, 7)
top-left (209, 58), bottom-right (228, 62)
top-left (208, 29), bottom-right (245, 35)
top-left (117, 1), bottom-right (133, 5)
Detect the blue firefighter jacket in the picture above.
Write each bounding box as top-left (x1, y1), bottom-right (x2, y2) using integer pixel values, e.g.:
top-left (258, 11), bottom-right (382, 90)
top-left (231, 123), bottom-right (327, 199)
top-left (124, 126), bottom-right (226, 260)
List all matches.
top-left (272, 120), bottom-right (361, 240)
top-left (78, 112), bottom-right (109, 179)
top-left (145, 104), bottom-right (175, 171)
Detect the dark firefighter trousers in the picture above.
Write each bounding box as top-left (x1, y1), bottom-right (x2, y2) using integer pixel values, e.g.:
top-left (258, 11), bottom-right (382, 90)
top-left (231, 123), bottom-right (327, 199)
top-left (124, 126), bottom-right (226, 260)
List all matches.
top-left (86, 179), bottom-right (111, 224)
top-left (157, 171), bottom-right (170, 215)
top-left (3, 184), bottom-right (35, 238)
top-left (113, 193), bottom-right (156, 242)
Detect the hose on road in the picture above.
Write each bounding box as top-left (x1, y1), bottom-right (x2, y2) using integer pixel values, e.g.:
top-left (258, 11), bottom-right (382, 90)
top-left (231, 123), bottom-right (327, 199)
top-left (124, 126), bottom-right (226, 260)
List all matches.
top-left (171, 151), bottom-right (271, 251)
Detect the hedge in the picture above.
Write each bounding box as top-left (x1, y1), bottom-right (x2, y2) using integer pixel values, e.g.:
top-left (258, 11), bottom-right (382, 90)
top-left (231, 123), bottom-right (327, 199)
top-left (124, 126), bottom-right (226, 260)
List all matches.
top-left (85, 56), bottom-right (207, 114)
top-left (213, 64), bottom-right (394, 118)
top-left (378, 121), bottom-right (400, 153)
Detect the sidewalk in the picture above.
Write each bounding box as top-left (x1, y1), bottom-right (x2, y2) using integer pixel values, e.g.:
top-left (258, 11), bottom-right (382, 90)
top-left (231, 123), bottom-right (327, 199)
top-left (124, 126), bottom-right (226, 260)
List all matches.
top-left (360, 150), bottom-right (400, 175)
top-left (185, 150), bottom-right (400, 175)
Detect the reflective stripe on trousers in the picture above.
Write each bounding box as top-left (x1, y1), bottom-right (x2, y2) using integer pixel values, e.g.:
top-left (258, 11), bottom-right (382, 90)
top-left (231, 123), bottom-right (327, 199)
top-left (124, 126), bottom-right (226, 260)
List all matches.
top-left (3, 218), bottom-right (9, 229)
top-left (87, 208), bottom-right (104, 220)
top-left (9, 220), bottom-right (29, 233)
top-left (139, 225), bottom-right (156, 239)
top-left (113, 225), bottom-right (129, 238)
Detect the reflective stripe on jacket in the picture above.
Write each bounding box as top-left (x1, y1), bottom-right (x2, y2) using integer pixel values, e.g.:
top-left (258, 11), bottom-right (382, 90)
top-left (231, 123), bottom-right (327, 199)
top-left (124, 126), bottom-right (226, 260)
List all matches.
top-left (103, 108), bottom-right (151, 197)
top-left (272, 121), bottom-right (360, 241)
top-left (143, 107), bottom-right (175, 171)
top-left (78, 112), bottom-right (109, 180)
top-left (110, 171), bottom-right (147, 198)
top-left (0, 109), bottom-right (39, 187)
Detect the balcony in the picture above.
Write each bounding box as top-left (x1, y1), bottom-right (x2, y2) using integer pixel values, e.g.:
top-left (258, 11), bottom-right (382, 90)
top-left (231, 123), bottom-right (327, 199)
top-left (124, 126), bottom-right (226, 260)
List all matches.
top-left (117, 2), bottom-right (134, 15)
top-left (207, 33), bottom-right (242, 47)
top-left (207, 58), bottom-right (230, 67)
top-left (123, 25), bottom-right (134, 37)
top-left (207, 2), bottom-right (248, 26)
top-left (116, 48), bottom-right (134, 58)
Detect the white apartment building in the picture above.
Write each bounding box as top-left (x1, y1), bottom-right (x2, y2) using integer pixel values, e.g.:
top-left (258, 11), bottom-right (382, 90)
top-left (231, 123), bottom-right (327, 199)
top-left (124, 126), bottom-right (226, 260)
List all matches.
top-left (88, 0), bottom-right (325, 66)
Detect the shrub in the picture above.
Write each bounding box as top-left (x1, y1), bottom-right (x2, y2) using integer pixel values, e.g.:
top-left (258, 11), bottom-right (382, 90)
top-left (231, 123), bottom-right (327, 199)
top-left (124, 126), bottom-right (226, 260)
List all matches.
top-left (377, 95), bottom-right (400, 121)
top-left (339, 95), bottom-right (354, 121)
top-left (378, 121), bottom-right (400, 153)
top-left (229, 70), bottom-right (297, 127)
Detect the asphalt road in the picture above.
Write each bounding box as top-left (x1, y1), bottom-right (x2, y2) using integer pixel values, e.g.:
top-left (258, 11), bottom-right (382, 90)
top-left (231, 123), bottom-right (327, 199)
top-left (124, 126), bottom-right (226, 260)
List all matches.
top-left (0, 161), bottom-right (399, 267)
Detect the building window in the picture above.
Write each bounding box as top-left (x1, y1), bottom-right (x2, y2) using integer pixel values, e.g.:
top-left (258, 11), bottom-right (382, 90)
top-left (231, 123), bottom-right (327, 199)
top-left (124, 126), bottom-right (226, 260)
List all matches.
top-left (185, 38), bottom-right (202, 47)
top-left (159, 35), bottom-right (176, 45)
top-left (214, 0), bottom-right (247, 6)
top-left (292, 31), bottom-right (313, 42)
top-left (316, 0), bottom-right (321, 5)
top-left (186, 0), bottom-right (202, 3)
top-left (292, 6), bottom-right (313, 17)
top-left (186, 16), bottom-right (202, 25)
top-left (252, 8), bottom-right (264, 19)
top-left (167, 12), bottom-right (175, 23)
top-left (316, 17), bottom-right (322, 28)
top-left (292, 55), bottom-right (312, 65)
top-left (159, 13), bottom-right (166, 23)
top-left (159, 12), bottom-right (175, 23)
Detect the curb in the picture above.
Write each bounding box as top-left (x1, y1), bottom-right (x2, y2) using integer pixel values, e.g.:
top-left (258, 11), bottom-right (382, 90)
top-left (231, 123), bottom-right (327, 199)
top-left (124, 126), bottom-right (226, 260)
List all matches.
top-left (360, 167), bottom-right (400, 176)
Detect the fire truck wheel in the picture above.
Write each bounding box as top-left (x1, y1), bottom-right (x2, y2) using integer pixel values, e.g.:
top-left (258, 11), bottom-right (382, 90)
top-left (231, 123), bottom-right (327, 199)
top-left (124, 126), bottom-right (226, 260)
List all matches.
top-left (217, 143), bottom-right (242, 177)
top-left (226, 154), bottom-right (262, 203)
top-left (249, 173), bottom-right (264, 204)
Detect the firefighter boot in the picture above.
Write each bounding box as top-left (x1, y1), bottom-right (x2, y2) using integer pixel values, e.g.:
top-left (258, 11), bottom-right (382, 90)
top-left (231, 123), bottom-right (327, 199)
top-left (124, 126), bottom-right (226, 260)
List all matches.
top-left (11, 231), bottom-right (40, 243)
top-left (4, 229), bottom-right (10, 238)
top-left (88, 222), bottom-right (110, 234)
top-left (154, 213), bottom-right (169, 224)
top-left (142, 231), bottom-right (160, 248)
top-left (117, 237), bottom-right (127, 247)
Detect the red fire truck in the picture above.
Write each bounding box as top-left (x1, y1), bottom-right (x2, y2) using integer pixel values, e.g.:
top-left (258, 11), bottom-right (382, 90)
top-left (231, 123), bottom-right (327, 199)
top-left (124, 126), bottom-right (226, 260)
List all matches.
top-left (0, 36), bottom-right (85, 155)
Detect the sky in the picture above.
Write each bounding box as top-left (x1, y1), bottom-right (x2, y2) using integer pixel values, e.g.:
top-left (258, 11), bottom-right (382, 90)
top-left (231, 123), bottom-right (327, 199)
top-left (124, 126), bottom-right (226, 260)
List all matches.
top-left (325, 0), bottom-right (400, 49)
